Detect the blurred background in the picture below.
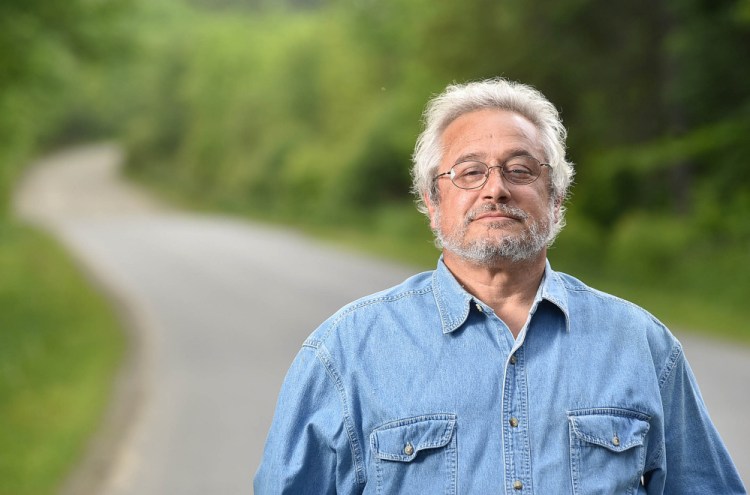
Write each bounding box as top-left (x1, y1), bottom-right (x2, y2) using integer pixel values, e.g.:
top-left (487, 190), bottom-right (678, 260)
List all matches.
top-left (2, 0), bottom-right (749, 493)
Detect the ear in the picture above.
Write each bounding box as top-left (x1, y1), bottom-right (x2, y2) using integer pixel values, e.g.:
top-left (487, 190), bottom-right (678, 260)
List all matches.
top-left (424, 192), bottom-right (438, 230)
top-left (552, 195), bottom-right (563, 223)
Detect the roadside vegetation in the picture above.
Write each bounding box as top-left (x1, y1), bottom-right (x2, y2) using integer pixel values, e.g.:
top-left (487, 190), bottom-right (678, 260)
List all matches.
top-left (0, 222), bottom-right (124, 495)
top-left (1, 1), bottom-right (130, 493)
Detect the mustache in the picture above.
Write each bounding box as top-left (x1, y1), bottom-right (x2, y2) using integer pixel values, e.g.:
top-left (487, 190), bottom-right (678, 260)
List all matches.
top-left (466, 203), bottom-right (529, 223)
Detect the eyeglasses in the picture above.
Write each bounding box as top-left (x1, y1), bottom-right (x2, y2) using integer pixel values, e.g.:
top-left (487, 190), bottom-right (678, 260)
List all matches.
top-left (433, 156), bottom-right (551, 189)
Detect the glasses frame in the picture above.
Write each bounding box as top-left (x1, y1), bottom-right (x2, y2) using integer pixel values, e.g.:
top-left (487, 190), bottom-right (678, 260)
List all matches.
top-left (433, 156), bottom-right (551, 189)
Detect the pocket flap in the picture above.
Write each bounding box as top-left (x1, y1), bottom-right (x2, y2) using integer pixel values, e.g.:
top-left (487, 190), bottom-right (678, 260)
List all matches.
top-left (370, 414), bottom-right (456, 462)
top-left (568, 410), bottom-right (650, 453)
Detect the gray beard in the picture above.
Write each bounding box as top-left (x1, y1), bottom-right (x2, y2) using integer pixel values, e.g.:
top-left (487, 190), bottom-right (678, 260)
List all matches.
top-left (433, 203), bottom-right (555, 264)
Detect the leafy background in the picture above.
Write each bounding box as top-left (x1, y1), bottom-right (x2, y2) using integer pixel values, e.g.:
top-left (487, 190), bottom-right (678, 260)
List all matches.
top-left (3, 0), bottom-right (750, 331)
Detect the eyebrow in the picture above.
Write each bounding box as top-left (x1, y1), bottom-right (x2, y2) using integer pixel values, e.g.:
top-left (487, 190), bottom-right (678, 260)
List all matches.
top-left (454, 148), bottom-right (534, 165)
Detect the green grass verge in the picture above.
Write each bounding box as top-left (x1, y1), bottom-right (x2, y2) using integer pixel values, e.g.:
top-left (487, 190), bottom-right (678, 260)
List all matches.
top-left (0, 220), bottom-right (125, 495)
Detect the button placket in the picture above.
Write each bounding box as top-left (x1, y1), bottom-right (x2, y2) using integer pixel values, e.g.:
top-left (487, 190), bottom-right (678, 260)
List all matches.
top-left (503, 343), bottom-right (531, 494)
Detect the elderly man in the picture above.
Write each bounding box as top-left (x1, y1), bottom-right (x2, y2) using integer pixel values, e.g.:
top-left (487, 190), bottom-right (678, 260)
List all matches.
top-left (254, 78), bottom-right (745, 494)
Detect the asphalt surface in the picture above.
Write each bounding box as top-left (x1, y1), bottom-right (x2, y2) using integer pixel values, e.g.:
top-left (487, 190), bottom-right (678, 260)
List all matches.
top-left (13, 144), bottom-right (749, 493)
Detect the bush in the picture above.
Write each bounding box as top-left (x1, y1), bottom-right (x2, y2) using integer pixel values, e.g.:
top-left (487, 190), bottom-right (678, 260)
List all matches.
top-left (607, 213), bottom-right (696, 283)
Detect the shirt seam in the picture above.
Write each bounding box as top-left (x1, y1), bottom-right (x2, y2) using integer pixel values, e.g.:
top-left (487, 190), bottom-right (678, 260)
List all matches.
top-left (304, 340), bottom-right (367, 486)
top-left (561, 279), bottom-right (656, 316)
top-left (644, 342), bottom-right (683, 472)
top-left (560, 278), bottom-right (673, 331)
top-left (316, 287), bottom-right (434, 343)
top-left (657, 342), bottom-right (683, 390)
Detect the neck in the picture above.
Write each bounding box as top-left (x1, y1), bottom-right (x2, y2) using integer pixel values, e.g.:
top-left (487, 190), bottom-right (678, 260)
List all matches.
top-left (442, 250), bottom-right (547, 338)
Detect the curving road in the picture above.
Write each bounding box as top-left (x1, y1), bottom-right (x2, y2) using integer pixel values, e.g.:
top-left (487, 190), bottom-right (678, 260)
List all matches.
top-left (14, 144), bottom-right (748, 493)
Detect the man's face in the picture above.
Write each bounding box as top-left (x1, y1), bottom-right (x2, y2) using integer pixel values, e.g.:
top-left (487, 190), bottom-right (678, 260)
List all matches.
top-left (425, 109), bottom-right (559, 264)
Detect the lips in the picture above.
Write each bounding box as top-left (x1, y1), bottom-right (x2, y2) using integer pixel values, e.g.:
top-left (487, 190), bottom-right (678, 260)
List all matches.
top-left (467, 204), bottom-right (528, 223)
top-left (474, 212), bottom-right (518, 221)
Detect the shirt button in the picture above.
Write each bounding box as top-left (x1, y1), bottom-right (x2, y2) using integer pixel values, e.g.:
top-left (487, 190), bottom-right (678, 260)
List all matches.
top-left (513, 480), bottom-right (523, 490)
top-left (509, 354), bottom-right (517, 365)
top-left (403, 442), bottom-right (414, 455)
top-left (509, 417), bottom-right (519, 428)
top-left (476, 303), bottom-right (484, 313)
top-left (612, 435), bottom-right (620, 447)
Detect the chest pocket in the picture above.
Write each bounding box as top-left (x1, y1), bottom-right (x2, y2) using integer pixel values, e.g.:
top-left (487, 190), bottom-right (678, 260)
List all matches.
top-left (370, 414), bottom-right (457, 495)
top-left (568, 408), bottom-right (650, 495)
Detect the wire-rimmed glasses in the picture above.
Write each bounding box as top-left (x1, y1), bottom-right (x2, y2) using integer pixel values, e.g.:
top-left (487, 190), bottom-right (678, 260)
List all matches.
top-left (433, 156), bottom-right (551, 189)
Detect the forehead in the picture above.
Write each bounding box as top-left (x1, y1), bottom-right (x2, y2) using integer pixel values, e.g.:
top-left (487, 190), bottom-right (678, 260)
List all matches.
top-left (440, 109), bottom-right (542, 163)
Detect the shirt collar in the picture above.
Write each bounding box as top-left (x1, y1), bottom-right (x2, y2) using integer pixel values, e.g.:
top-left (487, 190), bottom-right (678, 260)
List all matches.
top-left (432, 257), bottom-right (570, 334)
top-left (432, 257), bottom-right (474, 334)
top-left (539, 259), bottom-right (571, 332)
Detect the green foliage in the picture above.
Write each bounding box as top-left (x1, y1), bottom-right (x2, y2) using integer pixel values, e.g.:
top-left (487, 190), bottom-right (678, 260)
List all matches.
top-left (116, 0), bottom-right (750, 235)
top-left (0, 222), bottom-right (124, 495)
top-left (107, 0), bottom-right (750, 342)
top-left (122, 6), bottom-right (421, 218)
top-left (0, 0), bottom-right (135, 217)
top-left (2, 0), bottom-right (749, 357)
top-left (0, 5), bottom-right (134, 493)
top-left (608, 214), bottom-right (696, 281)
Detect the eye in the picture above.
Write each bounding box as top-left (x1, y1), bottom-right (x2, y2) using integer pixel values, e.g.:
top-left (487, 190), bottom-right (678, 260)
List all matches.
top-left (455, 162), bottom-right (487, 180)
top-left (503, 157), bottom-right (536, 182)
top-left (506, 166), bottom-right (533, 178)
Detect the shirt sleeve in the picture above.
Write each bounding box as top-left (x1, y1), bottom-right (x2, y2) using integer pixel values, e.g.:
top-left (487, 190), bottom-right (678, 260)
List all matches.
top-left (254, 344), bottom-right (361, 495)
top-left (646, 343), bottom-right (746, 494)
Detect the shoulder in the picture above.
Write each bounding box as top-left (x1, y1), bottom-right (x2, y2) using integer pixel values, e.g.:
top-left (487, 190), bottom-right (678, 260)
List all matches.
top-left (556, 270), bottom-right (665, 325)
top-left (552, 269), bottom-right (682, 367)
top-left (304, 270), bottom-right (436, 348)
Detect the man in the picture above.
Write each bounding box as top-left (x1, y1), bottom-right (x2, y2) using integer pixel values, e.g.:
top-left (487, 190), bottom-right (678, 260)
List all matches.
top-left (255, 78), bottom-right (746, 494)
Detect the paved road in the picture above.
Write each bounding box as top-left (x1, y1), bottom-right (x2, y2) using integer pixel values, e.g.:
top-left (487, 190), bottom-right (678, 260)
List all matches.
top-left (14, 144), bottom-right (749, 492)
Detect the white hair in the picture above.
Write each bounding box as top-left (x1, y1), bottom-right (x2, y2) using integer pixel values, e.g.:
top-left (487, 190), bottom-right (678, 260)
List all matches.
top-left (411, 78), bottom-right (575, 236)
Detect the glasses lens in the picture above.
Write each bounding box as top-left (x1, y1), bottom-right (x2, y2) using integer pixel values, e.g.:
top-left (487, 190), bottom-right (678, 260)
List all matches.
top-left (502, 156), bottom-right (540, 184)
top-left (452, 162), bottom-right (489, 188)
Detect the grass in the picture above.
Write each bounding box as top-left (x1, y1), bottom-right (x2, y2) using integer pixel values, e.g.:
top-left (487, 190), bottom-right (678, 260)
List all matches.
top-left (0, 220), bottom-right (125, 495)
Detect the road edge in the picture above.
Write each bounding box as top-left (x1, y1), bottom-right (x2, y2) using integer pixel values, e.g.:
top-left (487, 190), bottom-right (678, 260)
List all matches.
top-left (49, 224), bottom-right (155, 495)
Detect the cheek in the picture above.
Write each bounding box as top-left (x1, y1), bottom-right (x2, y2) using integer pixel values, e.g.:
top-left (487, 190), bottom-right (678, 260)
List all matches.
top-left (431, 189), bottom-right (480, 230)
top-left (438, 197), bottom-right (463, 227)
top-left (445, 190), bottom-right (476, 212)
top-left (519, 187), bottom-right (551, 214)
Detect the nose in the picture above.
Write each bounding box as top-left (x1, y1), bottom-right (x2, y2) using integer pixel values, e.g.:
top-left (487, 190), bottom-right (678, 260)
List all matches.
top-left (482, 165), bottom-right (511, 201)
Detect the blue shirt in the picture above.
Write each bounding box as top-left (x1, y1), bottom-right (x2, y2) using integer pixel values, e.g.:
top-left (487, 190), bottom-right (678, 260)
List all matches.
top-left (255, 259), bottom-right (746, 494)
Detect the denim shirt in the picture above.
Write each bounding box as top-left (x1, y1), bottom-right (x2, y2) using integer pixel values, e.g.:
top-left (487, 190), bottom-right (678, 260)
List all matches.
top-left (255, 259), bottom-right (746, 494)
